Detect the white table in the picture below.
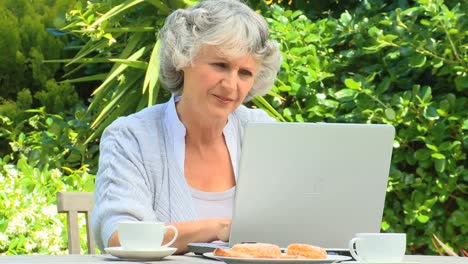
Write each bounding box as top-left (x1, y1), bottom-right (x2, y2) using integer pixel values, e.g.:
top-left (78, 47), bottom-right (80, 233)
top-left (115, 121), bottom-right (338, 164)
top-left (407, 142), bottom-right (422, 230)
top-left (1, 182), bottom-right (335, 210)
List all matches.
top-left (0, 254), bottom-right (214, 264)
top-left (0, 254), bottom-right (466, 264)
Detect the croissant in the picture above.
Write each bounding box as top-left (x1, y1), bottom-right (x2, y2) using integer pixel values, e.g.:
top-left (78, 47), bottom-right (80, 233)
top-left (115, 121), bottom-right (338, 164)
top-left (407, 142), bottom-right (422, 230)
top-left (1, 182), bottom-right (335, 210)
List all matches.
top-left (286, 243), bottom-right (327, 259)
top-left (213, 242), bottom-right (327, 259)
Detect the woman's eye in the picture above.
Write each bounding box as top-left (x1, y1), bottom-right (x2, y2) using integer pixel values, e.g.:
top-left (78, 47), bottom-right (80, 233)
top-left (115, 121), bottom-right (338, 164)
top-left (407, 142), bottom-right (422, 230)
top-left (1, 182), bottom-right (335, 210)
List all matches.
top-left (213, 63), bottom-right (227, 69)
top-left (240, 70), bottom-right (253, 77)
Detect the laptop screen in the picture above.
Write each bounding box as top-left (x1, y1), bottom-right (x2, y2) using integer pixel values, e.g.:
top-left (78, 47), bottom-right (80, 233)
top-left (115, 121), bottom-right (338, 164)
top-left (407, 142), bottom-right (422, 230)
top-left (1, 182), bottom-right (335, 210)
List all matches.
top-left (229, 122), bottom-right (395, 249)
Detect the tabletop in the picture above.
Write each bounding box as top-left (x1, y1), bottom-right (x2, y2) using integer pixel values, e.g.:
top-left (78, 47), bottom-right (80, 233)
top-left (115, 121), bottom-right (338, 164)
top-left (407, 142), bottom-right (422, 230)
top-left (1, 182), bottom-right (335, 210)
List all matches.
top-left (0, 254), bottom-right (466, 264)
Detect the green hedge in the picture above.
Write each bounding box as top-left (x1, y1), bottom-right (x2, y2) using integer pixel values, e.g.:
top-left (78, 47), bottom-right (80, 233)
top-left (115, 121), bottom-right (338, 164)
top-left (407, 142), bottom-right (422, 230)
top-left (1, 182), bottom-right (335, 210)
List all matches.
top-left (258, 1), bottom-right (467, 254)
top-left (0, 0), bottom-right (82, 102)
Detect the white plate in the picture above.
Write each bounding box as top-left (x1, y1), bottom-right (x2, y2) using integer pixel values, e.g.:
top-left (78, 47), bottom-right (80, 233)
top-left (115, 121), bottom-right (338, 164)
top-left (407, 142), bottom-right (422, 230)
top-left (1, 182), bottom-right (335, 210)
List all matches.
top-left (104, 246), bottom-right (176, 260)
top-left (341, 261), bottom-right (419, 264)
top-left (204, 252), bottom-right (351, 264)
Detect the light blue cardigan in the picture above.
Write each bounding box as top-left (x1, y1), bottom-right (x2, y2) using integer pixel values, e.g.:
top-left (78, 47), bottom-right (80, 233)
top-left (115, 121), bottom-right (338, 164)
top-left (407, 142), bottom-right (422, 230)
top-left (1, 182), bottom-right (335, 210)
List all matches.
top-left (91, 100), bottom-right (274, 250)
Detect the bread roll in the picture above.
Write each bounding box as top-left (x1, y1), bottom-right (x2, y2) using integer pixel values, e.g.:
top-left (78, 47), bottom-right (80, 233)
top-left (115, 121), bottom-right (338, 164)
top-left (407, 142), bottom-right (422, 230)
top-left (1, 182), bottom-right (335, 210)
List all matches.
top-left (286, 243), bottom-right (327, 259)
top-left (213, 248), bottom-right (252, 258)
top-left (231, 243), bottom-right (282, 258)
top-left (213, 243), bottom-right (282, 258)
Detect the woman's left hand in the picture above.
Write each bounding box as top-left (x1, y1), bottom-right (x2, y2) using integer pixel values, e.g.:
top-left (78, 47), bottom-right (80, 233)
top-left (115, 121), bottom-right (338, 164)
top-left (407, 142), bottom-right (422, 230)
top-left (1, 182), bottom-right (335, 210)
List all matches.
top-left (216, 218), bottom-right (232, 242)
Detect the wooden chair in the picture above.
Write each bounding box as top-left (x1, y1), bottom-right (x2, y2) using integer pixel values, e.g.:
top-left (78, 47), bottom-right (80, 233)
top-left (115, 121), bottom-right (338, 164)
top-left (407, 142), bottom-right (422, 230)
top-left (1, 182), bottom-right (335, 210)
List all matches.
top-left (56, 191), bottom-right (96, 254)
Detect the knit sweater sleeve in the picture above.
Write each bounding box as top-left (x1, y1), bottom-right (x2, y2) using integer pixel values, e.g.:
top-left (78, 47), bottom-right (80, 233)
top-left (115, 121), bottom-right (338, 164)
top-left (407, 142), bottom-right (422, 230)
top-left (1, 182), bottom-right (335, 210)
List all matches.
top-left (91, 116), bottom-right (159, 251)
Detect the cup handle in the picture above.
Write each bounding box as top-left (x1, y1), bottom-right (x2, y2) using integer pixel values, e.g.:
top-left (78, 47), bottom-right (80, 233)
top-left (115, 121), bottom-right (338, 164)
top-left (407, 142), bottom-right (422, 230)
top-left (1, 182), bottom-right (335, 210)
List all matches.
top-left (348, 237), bottom-right (363, 261)
top-left (161, 225), bottom-right (178, 247)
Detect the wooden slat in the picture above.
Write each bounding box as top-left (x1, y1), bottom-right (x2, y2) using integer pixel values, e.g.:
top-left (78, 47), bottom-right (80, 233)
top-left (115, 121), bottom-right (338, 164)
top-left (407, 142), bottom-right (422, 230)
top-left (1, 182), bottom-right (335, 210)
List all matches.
top-left (85, 211), bottom-right (96, 254)
top-left (57, 192), bottom-right (94, 212)
top-left (67, 211), bottom-right (80, 254)
top-left (56, 192), bottom-right (96, 254)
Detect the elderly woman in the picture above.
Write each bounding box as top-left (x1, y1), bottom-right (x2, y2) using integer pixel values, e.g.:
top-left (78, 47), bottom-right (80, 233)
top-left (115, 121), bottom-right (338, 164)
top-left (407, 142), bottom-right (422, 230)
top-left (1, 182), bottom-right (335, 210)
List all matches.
top-left (92, 0), bottom-right (282, 253)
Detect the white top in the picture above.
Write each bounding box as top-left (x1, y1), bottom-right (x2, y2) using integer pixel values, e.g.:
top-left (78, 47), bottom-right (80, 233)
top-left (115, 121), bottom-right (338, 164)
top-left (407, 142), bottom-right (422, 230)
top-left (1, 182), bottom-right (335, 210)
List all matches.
top-left (165, 96), bottom-right (237, 219)
top-left (190, 187), bottom-right (235, 219)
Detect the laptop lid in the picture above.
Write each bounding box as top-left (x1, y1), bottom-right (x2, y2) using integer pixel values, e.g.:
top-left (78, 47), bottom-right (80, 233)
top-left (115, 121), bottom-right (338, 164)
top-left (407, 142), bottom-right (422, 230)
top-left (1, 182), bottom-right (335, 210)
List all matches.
top-left (229, 122), bottom-right (395, 249)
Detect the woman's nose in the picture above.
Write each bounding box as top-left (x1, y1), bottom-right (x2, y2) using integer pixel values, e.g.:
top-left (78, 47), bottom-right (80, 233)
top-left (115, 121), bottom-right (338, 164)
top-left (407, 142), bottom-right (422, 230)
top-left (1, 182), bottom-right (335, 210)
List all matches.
top-left (221, 71), bottom-right (237, 91)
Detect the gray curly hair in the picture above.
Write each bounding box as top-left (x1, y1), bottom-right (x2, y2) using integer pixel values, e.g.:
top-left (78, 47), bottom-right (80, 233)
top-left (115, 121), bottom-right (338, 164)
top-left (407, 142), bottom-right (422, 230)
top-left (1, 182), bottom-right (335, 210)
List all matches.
top-left (158, 0), bottom-right (282, 101)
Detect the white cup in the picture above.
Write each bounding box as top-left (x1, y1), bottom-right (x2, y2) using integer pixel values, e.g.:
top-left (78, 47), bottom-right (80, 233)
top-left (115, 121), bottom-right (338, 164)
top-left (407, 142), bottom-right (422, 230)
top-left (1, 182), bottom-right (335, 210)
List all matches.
top-left (118, 221), bottom-right (178, 251)
top-left (348, 233), bottom-right (406, 262)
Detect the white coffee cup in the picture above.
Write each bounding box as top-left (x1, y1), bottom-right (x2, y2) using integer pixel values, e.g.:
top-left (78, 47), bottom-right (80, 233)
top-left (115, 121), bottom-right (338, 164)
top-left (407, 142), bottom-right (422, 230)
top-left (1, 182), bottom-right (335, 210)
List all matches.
top-left (118, 221), bottom-right (178, 251)
top-left (348, 233), bottom-right (406, 262)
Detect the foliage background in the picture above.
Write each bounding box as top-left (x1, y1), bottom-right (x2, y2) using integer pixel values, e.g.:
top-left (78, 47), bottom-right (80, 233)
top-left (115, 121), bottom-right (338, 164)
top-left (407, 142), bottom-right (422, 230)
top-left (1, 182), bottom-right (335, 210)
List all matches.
top-left (0, 0), bottom-right (466, 256)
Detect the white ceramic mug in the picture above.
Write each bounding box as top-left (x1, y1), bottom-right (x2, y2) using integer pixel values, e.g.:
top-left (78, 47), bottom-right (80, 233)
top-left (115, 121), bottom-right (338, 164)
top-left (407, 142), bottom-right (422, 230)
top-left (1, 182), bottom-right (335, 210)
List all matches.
top-left (118, 221), bottom-right (178, 251)
top-left (348, 233), bottom-right (406, 262)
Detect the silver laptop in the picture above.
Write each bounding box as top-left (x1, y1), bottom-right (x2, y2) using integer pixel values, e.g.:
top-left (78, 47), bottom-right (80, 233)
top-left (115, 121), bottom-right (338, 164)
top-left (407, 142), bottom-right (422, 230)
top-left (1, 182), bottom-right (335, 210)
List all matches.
top-left (189, 122), bottom-right (395, 253)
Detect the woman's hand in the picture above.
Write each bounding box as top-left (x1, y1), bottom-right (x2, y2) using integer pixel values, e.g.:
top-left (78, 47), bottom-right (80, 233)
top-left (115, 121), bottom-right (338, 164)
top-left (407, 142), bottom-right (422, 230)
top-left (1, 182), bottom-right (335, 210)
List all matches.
top-left (216, 218), bottom-right (232, 242)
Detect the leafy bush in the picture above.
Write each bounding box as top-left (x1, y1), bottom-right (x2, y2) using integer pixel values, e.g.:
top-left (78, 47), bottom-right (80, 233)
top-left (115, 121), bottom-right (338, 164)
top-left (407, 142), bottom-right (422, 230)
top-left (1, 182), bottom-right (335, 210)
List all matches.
top-left (1, 104), bottom-right (97, 173)
top-left (260, 0), bottom-right (466, 254)
top-left (0, 106), bottom-right (96, 254)
top-left (0, 83), bottom-right (82, 157)
top-left (0, 158), bottom-right (94, 254)
top-left (0, 0), bottom-right (80, 101)
top-left (52, 0), bottom-right (195, 140)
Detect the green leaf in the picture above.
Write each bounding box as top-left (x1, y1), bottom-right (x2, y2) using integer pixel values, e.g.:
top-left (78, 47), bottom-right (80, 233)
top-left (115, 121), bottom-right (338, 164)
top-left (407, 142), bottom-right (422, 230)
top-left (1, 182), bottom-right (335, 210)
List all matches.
top-left (424, 197), bottom-right (438, 208)
top-left (304, 34), bottom-right (319, 43)
top-left (291, 10), bottom-right (303, 19)
top-left (434, 158), bottom-right (446, 173)
top-left (144, 0), bottom-right (171, 14)
top-left (18, 133), bottom-right (25, 143)
top-left (251, 96), bottom-right (285, 122)
top-left (278, 85), bottom-right (291, 92)
top-left (107, 59), bottom-right (148, 69)
top-left (142, 39), bottom-right (161, 106)
top-left (45, 118), bottom-right (53, 126)
top-left (417, 214), bottom-right (430, 223)
top-left (431, 153), bottom-right (446, 159)
top-left (381, 221), bottom-right (390, 231)
top-left (89, 0), bottom-right (145, 29)
top-left (339, 11), bottom-right (352, 25)
top-left (449, 210), bottom-right (467, 226)
top-left (400, 7), bottom-right (420, 16)
top-left (454, 74), bottom-right (468, 91)
top-left (415, 148), bottom-right (431, 161)
top-left (385, 108), bottom-right (396, 120)
top-left (409, 54), bottom-right (427, 68)
top-left (368, 26), bottom-right (383, 38)
top-left (61, 73), bottom-right (108, 83)
top-left (344, 78), bottom-right (362, 90)
top-left (377, 77), bottom-right (392, 94)
top-left (462, 119), bottom-right (468, 130)
top-left (426, 144), bottom-right (438, 151)
top-left (334, 89), bottom-right (357, 100)
top-left (423, 106), bottom-right (439, 120)
top-left (295, 114), bottom-right (304, 122)
top-left (64, 39), bottom-right (108, 67)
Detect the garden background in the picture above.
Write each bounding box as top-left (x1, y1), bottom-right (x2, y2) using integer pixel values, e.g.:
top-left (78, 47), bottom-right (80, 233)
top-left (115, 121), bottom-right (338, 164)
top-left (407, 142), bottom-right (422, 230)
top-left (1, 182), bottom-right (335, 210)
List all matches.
top-left (0, 0), bottom-right (466, 256)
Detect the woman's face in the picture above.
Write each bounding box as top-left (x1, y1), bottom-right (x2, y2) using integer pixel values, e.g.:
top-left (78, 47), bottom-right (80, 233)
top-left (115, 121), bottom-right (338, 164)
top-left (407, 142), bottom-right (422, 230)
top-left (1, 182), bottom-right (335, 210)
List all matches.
top-left (181, 45), bottom-right (258, 120)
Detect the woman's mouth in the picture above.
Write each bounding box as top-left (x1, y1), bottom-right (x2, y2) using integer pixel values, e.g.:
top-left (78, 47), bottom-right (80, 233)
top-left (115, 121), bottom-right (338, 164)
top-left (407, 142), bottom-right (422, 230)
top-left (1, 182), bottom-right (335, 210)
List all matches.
top-left (213, 94), bottom-right (234, 104)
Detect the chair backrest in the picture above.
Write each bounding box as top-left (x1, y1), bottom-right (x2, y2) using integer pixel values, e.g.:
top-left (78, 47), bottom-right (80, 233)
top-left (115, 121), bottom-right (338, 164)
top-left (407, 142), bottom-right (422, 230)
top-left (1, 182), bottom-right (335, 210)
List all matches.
top-left (56, 191), bottom-right (95, 254)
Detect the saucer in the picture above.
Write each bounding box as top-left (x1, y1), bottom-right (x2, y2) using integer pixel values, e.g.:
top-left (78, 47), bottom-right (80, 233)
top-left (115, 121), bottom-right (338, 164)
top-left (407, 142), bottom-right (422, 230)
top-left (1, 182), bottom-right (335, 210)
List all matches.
top-left (104, 246), bottom-right (176, 260)
top-left (342, 261), bottom-right (419, 264)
